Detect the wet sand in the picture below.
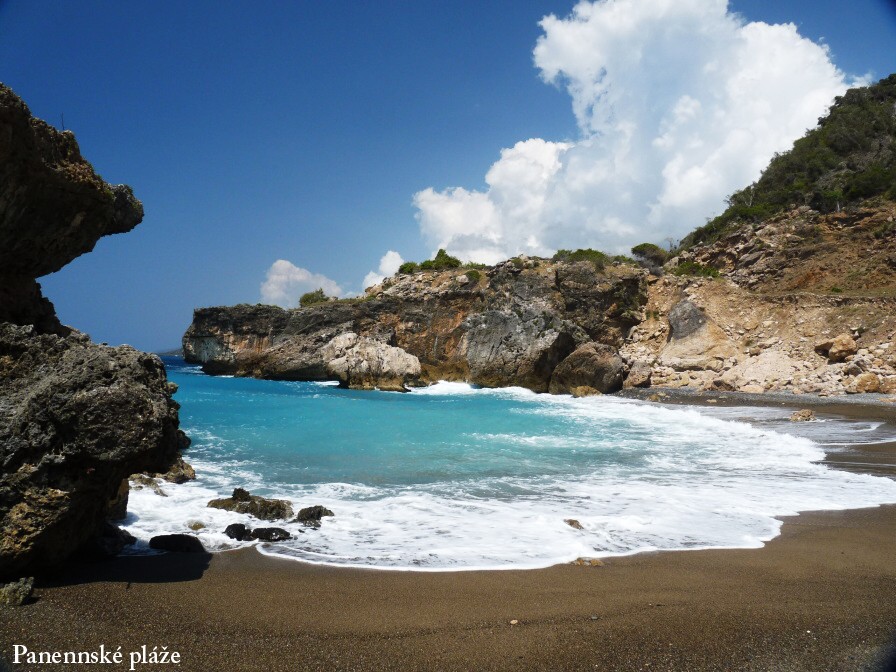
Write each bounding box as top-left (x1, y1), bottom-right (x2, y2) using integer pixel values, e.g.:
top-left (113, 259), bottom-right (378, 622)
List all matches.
top-left (3, 396), bottom-right (896, 671)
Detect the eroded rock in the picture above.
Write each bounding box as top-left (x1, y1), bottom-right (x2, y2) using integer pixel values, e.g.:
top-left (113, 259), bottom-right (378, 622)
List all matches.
top-left (149, 534), bottom-right (204, 553)
top-left (549, 343), bottom-right (624, 395)
top-left (208, 489), bottom-right (294, 521)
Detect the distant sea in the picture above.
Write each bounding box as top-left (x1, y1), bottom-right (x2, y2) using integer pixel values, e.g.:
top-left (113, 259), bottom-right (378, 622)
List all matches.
top-left (123, 356), bottom-right (896, 570)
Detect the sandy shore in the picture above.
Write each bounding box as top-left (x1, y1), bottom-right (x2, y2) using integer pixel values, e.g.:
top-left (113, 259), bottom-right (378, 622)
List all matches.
top-left (3, 396), bottom-right (896, 671)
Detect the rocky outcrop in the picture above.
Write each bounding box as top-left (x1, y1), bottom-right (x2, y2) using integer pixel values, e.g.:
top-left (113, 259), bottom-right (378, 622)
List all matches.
top-left (207, 488), bottom-right (294, 521)
top-left (548, 343), bottom-right (624, 395)
top-left (184, 258), bottom-right (647, 393)
top-left (0, 84), bottom-right (185, 578)
top-left (0, 83), bottom-right (143, 332)
top-left (295, 505), bottom-right (334, 528)
top-left (0, 324), bottom-right (186, 577)
top-left (322, 333), bottom-right (421, 391)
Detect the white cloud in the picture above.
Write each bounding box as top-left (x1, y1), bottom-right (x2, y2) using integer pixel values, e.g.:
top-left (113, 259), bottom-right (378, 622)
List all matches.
top-left (414, 0), bottom-right (850, 259)
top-left (362, 250), bottom-right (405, 290)
top-left (260, 259), bottom-right (343, 307)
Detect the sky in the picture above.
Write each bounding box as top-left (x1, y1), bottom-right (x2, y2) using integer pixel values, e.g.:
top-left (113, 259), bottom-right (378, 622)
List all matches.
top-left (1, 0), bottom-right (894, 351)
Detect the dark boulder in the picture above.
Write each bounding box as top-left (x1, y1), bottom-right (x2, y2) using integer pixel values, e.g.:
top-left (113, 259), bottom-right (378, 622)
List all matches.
top-left (548, 342), bottom-right (625, 395)
top-left (224, 523), bottom-right (252, 541)
top-left (295, 505), bottom-right (335, 528)
top-left (0, 324), bottom-right (186, 578)
top-left (251, 527), bottom-right (292, 542)
top-left (149, 534), bottom-right (205, 553)
top-left (207, 489), bottom-right (294, 521)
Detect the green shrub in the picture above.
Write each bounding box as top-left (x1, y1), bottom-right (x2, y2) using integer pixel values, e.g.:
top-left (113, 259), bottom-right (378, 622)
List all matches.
top-left (671, 261), bottom-right (720, 278)
top-left (398, 261), bottom-right (419, 274)
top-left (399, 249), bottom-right (462, 274)
top-left (552, 248), bottom-right (609, 271)
top-left (465, 269), bottom-right (481, 283)
top-left (299, 288), bottom-right (328, 307)
top-left (631, 243), bottom-right (669, 265)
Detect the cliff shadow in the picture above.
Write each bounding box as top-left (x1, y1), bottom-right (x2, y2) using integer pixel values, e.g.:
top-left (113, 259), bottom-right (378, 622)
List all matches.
top-left (36, 551), bottom-right (212, 589)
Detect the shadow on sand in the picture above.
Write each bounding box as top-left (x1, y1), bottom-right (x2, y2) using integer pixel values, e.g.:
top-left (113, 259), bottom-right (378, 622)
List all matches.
top-left (35, 551), bottom-right (213, 589)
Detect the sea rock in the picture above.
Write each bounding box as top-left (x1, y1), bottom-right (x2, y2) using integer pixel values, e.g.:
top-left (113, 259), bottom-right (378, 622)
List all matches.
top-left (154, 456), bottom-right (196, 484)
top-left (295, 505), bottom-right (334, 528)
top-left (224, 523), bottom-right (252, 541)
top-left (149, 534), bottom-right (205, 553)
top-left (549, 343), bottom-right (624, 395)
top-left (250, 527), bottom-right (292, 542)
top-left (130, 474), bottom-right (167, 497)
top-left (790, 409), bottom-right (816, 422)
top-left (0, 577), bottom-right (33, 607)
top-left (564, 519), bottom-right (585, 530)
top-left (0, 323), bottom-right (185, 578)
top-left (207, 489), bottom-right (294, 521)
top-left (847, 372), bottom-right (881, 394)
top-left (323, 333), bottom-right (421, 392)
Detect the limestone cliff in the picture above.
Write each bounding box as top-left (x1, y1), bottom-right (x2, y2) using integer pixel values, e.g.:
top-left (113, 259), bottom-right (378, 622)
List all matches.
top-left (183, 258), bottom-right (648, 393)
top-left (0, 83), bottom-right (185, 578)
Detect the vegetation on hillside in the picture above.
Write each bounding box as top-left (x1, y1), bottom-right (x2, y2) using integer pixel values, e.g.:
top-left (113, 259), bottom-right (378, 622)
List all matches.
top-left (680, 74), bottom-right (896, 249)
top-left (299, 288), bottom-right (328, 307)
top-left (398, 248), bottom-right (464, 274)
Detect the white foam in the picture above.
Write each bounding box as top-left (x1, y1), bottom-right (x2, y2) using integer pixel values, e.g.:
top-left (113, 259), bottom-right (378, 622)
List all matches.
top-left (124, 389), bottom-right (896, 570)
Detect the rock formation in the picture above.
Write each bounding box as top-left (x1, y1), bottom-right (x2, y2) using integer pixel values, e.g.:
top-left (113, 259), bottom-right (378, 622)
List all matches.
top-left (0, 83), bottom-right (186, 578)
top-left (184, 257), bottom-right (647, 393)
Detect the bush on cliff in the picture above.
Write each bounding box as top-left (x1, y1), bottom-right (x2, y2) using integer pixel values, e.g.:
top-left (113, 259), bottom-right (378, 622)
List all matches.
top-left (680, 74), bottom-right (896, 249)
top-left (631, 243), bottom-right (669, 266)
top-left (397, 249), bottom-right (463, 274)
top-left (552, 248), bottom-right (609, 271)
top-left (671, 261), bottom-right (720, 278)
top-left (299, 288), bottom-right (328, 307)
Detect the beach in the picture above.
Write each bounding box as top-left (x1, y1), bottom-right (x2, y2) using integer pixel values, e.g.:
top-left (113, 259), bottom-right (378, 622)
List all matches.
top-left (3, 396), bottom-right (896, 671)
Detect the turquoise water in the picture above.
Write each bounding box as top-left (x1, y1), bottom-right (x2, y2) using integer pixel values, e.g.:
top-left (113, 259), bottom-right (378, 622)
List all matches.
top-left (122, 357), bottom-right (896, 570)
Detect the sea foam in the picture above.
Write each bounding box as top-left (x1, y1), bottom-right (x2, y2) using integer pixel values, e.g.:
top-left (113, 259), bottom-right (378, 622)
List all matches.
top-left (123, 367), bottom-right (896, 570)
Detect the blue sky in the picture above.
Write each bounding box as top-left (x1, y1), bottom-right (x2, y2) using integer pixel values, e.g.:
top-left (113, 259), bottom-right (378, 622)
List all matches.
top-left (1, 0), bottom-right (894, 351)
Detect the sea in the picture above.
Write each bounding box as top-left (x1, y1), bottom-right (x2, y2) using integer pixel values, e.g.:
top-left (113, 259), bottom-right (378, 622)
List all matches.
top-left (121, 356), bottom-right (896, 571)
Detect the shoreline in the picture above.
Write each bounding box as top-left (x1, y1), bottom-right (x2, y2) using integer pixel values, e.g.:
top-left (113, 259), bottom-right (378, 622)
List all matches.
top-left (3, 393), bottom-right (896, 670)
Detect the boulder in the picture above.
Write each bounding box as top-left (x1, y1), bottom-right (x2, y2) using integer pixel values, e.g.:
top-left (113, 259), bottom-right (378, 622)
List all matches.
top-left (295, 505), bottom-right (334, 528)
top-left (155, 456), bottom-right (196, 484)
top-left (658, 300), bottom-right (737, 372)
top-left (0, 577), bottom-right (33, 607)
top-left (207, 489), bottom-right (294, 521)
top-left (0, 324), bottom-right (185, 579)
top-left (323, 333), bottom-right (421, 392)
top-left (847, 372), bottom-right (881, 394)
top-left (790, 409), bottom-right (816, 422)
top-left (623, 360), bottom-right (652, 388)
top-left (815, 334), bottom-right (857, 362)
top-left (251, 527), bottom-right (292, 542)
top-left (149, 534), bottom-right (205, 553)
top-left (224, 523), bottom-right (252, 541)
top-left (549, 343), bottom-right (624, 395)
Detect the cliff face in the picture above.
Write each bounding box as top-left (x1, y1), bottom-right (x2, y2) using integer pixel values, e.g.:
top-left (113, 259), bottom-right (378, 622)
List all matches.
top-left (184, 259), bottom-right (648, 393)
top-left (0, 83), bottom-right (143, 332)
top-left (0, 83), bottom-right (185, 578)
top-left (184, 203), bottom-right (896, 398)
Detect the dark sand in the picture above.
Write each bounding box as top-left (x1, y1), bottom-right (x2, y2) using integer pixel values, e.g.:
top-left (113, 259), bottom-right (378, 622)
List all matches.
top-left (3, 396), bottom-right (896, 671)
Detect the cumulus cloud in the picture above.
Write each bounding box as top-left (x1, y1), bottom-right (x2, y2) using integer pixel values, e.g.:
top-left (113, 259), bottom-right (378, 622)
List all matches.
top-left (414, 0), bottom-right (851, 259)
top-left (260, 259), bottom-right (343, 307)
top-left (362, 250), bottom-right (405, 289)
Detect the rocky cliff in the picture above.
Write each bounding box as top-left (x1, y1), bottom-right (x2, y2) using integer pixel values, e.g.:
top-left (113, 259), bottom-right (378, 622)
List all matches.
top-left (184, 76), bottom-right (896, 398)
top-left (184, 259), bottom-right (648, 393)
top-left (0, 83), bottom-right (185, 578)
